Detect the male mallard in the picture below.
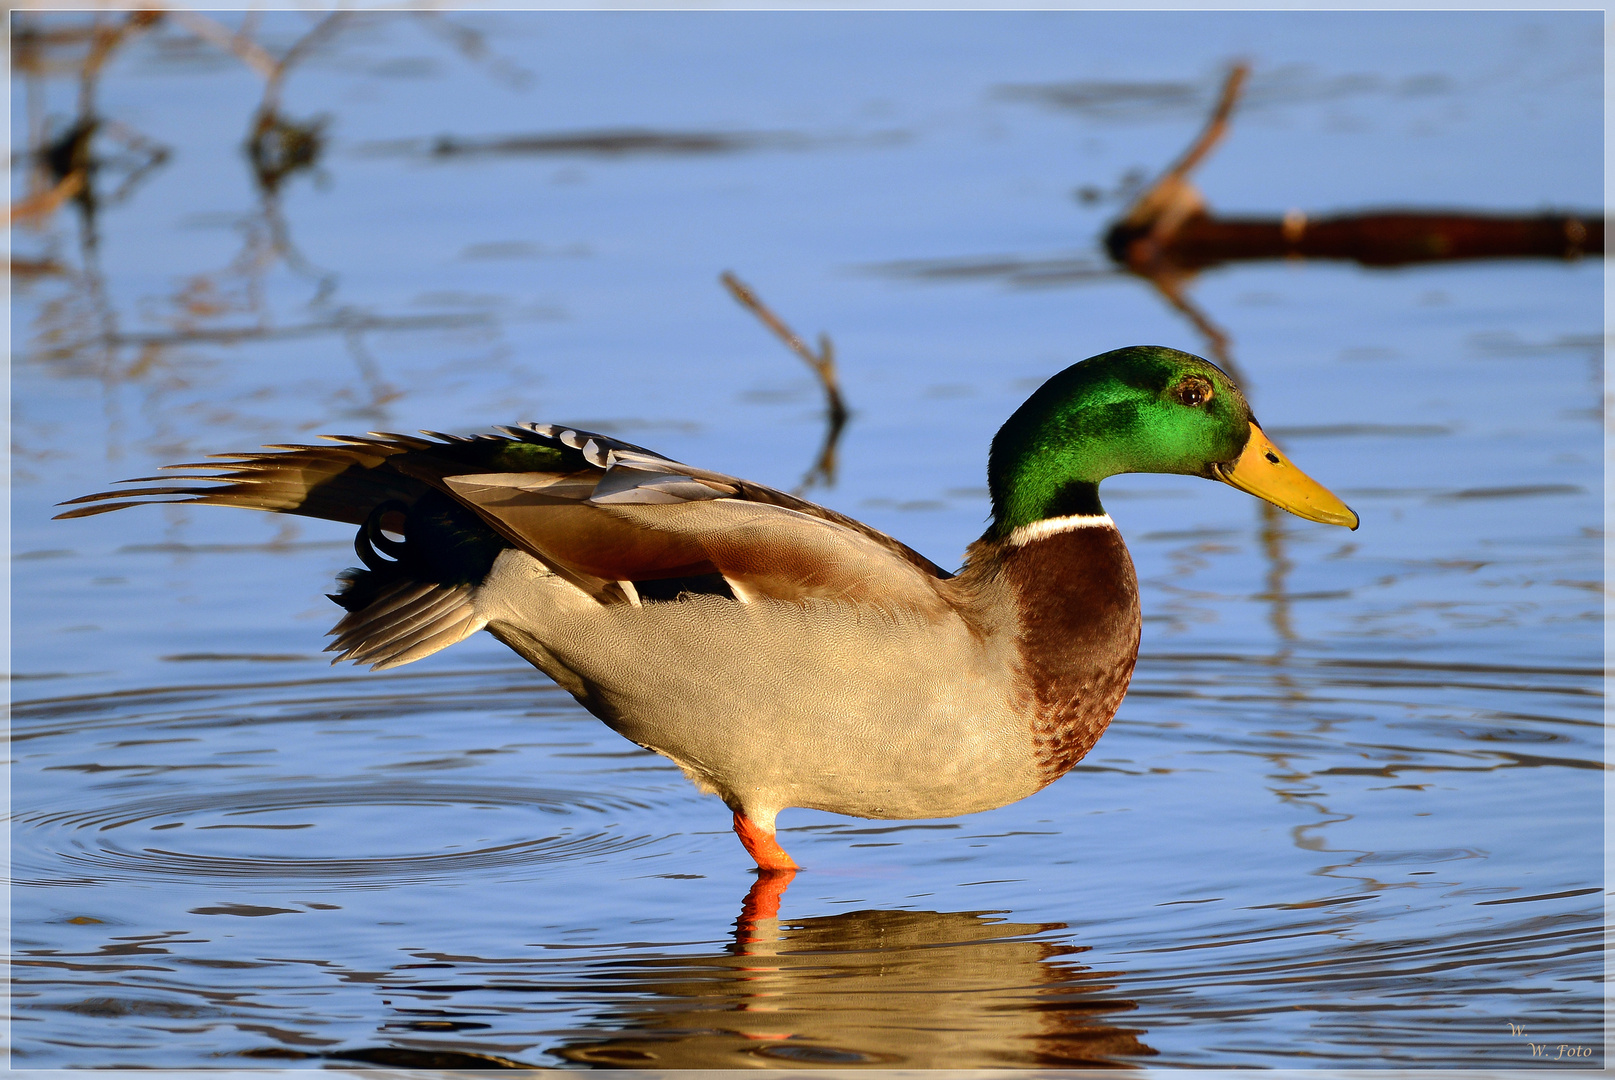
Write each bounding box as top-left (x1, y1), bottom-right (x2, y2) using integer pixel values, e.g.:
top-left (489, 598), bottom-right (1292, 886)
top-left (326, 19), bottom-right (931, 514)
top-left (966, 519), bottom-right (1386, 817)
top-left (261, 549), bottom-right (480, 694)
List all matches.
top-left (60, 346), bottom-right (1356, 872)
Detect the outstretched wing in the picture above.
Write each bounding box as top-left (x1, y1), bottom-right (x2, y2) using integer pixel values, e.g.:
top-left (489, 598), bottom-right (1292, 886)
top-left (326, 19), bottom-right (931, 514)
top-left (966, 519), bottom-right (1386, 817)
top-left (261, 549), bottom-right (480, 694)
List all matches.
top-left (444, 423), bottom-right (952, 611)
top-left (58, 423), bottom-right (954, 664)
top-left (54, 428), bottom-right (575, 525)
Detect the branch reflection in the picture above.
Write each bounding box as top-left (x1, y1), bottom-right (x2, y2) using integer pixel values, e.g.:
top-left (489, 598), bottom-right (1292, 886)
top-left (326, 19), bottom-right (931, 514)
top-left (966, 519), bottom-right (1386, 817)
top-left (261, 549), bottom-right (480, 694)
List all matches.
top-left (11, 11), bottom-right (520, 454)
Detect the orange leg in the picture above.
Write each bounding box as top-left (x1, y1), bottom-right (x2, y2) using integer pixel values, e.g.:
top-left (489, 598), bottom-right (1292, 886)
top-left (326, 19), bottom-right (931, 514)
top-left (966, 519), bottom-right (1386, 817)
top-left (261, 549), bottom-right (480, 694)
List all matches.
top-left (732, 810), bottom-right (798, 872)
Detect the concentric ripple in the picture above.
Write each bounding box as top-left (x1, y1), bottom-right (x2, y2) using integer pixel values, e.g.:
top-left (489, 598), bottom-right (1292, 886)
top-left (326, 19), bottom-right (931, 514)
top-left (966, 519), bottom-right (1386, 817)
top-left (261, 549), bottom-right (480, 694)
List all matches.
top-left (11, 781), bottom-right (661, 887)
top-left (11, 665), bottom-right (697, 891)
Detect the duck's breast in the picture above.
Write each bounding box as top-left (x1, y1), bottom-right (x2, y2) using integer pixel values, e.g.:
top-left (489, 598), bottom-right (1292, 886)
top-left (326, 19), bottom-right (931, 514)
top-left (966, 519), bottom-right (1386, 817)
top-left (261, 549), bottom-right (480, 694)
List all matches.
top-left (998, 521), bottom-right (1142, 788)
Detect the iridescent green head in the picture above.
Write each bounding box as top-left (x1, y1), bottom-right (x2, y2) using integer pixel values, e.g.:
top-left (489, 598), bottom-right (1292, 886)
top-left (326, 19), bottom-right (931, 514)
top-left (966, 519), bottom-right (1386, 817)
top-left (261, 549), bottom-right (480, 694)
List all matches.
top-left (987, 346), bottom-right (1357, 537)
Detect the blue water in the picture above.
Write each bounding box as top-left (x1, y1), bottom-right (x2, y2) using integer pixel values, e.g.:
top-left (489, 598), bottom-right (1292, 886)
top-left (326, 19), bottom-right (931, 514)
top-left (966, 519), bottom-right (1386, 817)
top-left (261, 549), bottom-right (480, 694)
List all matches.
top-left (10, 10), bottom-right (1603, 1069)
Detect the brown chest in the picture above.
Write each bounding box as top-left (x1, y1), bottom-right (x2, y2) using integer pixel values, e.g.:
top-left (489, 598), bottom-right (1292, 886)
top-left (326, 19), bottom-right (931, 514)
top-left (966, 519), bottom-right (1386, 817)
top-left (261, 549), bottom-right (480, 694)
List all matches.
top-left (1001, 525), bottom-right (1142, 785)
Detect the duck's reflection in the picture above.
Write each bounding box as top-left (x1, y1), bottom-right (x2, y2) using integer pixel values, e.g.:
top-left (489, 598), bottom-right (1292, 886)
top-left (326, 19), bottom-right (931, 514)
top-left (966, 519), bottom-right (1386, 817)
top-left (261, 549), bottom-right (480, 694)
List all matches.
top-left (553, 874), bottom-right (1155, 1068)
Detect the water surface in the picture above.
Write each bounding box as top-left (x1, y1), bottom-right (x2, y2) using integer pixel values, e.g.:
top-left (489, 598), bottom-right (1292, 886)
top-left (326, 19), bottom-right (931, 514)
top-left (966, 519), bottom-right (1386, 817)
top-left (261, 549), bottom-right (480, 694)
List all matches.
top-left (10, 11), bottom-right (1604, 1070)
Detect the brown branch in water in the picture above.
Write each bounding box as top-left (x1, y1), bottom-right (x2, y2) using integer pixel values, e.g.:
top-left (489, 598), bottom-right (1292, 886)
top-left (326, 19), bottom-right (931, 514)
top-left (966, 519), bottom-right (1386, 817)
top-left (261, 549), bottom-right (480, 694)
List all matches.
top-left (12, 19), bottom-right (100, 79)
top-left (16, 14), bottom-right (54, 205)
top-left (411, 11), bottom-right (535, 90)
top-left (720, 271), bottom-right (849, 427)
top-left (1121, 210), bottom-right (1602, 270)
top-left (1114, 63), bottom-right (1247, 249)
top-left (170, 11), bottom-right (346, 192)
top-left (1154, 64), bottom-right (1247, 198)
top-left (12, 256), bottom-right (66, 279)
top-left (13, 11), bottom-right (164, 226)
top-left (78, 12), bottom-right (162, 119)
top-left (169, 9), bottom-right (347, 109)
top-left (793, 405), bottom-right (849, 495)
top-left (167, 10), bottom-right (278, 80)
top-left (97, 119), bottom-right (171, 207)
top-left (8, 170), bottom-right (85, 225)
top-left (720, 271), bottom-right (850, 493)
top-left (265, 12), bottom-right (350, 114)
top-left (1106, 62), bottom-right (1601, 271)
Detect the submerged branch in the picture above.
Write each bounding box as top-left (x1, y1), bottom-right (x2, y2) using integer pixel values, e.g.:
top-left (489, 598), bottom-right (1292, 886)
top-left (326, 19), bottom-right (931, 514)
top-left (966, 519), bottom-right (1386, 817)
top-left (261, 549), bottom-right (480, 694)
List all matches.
top-left (169, 11), bottom-right (344, 192)
top-left (1115, 63), bottom-right (1247, 246)
top-left (720, 271), bottom-right (850, 493)
top-left (8, 170), bottom-right (85, 225)
top-left (78, 12), bottom-right (161, 118)
top-left (720, 271), bottom-right (848, 429)
top-left (1106, 61), bottom-right (1602, 272)
top-left (168, 10), bottom-right (278, 80)
top-left (1114, 209), bottom-right (1602, 270)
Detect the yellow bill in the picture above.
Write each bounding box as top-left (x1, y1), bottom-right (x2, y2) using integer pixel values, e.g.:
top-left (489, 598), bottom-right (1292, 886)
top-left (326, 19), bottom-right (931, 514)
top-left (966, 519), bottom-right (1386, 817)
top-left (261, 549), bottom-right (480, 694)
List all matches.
top-left (1213, 422), bottom-right (1359, 530)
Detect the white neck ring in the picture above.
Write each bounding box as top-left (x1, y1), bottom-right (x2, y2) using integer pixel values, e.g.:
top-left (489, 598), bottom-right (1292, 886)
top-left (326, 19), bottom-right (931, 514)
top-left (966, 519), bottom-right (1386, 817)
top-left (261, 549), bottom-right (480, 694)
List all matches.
top-left (1006, 513), bottom-right (1115, 546)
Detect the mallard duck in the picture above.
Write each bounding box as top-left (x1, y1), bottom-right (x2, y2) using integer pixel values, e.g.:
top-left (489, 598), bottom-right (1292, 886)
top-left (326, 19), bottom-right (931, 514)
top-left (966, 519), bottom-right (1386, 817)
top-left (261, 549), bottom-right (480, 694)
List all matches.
top-left (60, 345), bottom-right (1356, 872)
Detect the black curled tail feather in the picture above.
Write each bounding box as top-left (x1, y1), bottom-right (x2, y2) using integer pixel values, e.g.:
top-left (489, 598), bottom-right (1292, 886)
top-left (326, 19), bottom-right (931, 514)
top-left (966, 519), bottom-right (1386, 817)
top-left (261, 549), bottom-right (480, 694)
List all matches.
top-left (332, 491), bottom-right (507, 612)
top-left (326, 491), bottom-right (507, 669)
top-left (356, 500), bottom-right (411, 570)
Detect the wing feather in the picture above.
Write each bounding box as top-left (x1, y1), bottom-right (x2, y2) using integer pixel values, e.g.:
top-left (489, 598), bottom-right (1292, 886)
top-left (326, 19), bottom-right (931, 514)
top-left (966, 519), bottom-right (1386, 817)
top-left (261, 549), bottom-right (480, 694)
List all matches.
top-left (445, 474), bottom-right (949, 612)
top-left (59, 422), bottom-right (954, 620)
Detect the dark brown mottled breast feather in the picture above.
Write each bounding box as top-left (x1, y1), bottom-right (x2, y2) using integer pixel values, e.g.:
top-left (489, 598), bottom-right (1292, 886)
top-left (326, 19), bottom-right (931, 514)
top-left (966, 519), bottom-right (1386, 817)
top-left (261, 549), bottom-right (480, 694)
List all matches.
top-left (1000, 527), bottom-right (1141, 786)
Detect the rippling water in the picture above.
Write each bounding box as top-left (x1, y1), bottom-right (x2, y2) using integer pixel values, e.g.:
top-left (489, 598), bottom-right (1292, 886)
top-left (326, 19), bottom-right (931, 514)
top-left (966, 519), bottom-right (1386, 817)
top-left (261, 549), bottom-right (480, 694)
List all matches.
top-left (12, 652), bottom-right (1603, 1067)
top-left (10, 10), bottom-right (1604, 1070)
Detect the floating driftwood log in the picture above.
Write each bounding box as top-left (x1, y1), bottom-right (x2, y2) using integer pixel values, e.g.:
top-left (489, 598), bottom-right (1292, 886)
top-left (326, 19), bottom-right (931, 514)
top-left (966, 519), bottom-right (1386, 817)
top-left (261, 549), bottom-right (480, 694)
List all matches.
top-left (1108, 64), bottom-right (1602, 273)
top-left (1108, 208), bottom-right (1601, 270)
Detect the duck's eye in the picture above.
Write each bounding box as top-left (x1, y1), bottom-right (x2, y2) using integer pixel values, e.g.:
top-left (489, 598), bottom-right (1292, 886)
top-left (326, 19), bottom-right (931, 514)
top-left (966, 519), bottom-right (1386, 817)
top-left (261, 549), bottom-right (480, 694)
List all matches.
top-left (1173, 376), bottom-right (1214, 408)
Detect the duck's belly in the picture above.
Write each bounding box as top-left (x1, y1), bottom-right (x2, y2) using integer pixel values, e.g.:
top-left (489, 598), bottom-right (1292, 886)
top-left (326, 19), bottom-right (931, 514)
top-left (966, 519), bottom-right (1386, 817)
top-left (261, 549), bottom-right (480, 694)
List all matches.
top-left (594, 601), bottom-right (1037, 820)
top-left (478, 555), bottom-right (1041, 820)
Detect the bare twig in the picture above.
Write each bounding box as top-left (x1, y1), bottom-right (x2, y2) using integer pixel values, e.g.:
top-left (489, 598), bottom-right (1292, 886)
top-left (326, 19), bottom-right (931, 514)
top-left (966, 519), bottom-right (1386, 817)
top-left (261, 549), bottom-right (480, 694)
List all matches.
top-left (171, 12), bottom-right (345, 192)
top-left (168, 10), bottom-right (277, 80)
top-left (22, 10), bottom-right (165, 226)
top-left (720, 271), bottom-right (847, 425)
top-left (17, 13), bottom-right (54, 202)
top-left (171, 9), bottom-right (349, 114)
top-left (78, 12), bottom-right (161, 118)
top-left (1154, 64), bottom-right (1247, 197)
top-left (8, 169), bottom-right (85, 224)
top-left (266, 12), bottom-right (349, 113)
top-left (1115, 63), bottom-right (1248, 249)
top-left (96, 119), bottom-right (170, 207)
top-left (720, 271), bottom-right (850, 493)
top-left (412, 11), bottom-right (534, 90)
top-left (795, 407), bottom-right (848, 495)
